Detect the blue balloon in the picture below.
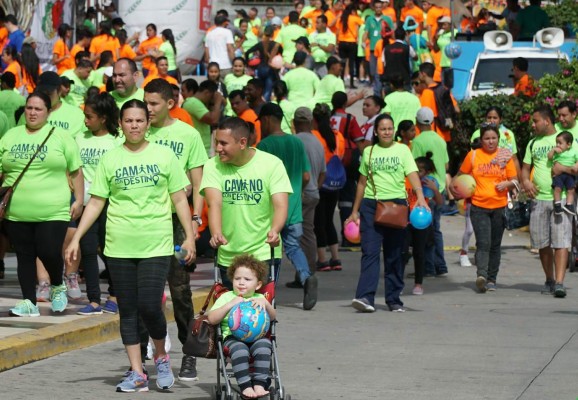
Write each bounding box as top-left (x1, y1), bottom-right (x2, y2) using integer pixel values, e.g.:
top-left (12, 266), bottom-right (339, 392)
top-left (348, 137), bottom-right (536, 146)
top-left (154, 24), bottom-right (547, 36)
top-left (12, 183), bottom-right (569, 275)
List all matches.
top-left (410, 207), bottom-right (432, 229)
top-left (445, 42), bottom-right (462, 60)
top-left (421, 176), bottom-right (439, 199)
top-left (228, 300), bottom-right (271, 343)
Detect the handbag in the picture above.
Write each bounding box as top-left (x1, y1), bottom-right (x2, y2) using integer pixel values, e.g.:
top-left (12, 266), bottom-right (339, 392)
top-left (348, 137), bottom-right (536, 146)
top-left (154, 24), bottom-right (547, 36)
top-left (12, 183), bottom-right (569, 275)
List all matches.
top-left (183, 283), bottom-right (226, 359)
top-left (505, 191), bottom-right (530, 231)
top-left (0, 127), bottom-right (55, 221)
top-left (367, 145), bottom-right (408, 229)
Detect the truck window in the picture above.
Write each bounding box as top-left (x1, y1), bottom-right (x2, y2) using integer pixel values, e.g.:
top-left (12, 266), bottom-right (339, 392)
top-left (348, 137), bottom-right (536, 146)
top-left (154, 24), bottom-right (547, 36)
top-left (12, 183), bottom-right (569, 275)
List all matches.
top-left (473, 58), bottom-right (562, 91)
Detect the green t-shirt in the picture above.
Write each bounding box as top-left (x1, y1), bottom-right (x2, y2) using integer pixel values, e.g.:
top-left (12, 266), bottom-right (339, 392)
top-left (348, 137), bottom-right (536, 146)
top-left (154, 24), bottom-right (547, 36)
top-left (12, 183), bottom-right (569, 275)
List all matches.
top-left (437, 30), bottom-right (457, 68)
top-left (0, 110), bottom-right (10, 138)
top-left (110, 88), bottom-right (145, 110)
top-left (0, 90), bottom-right (25, 128)
top-left (0, 124), bottom-right (82, 222)
top-left (311, 74), bottom-right (345, 109)
top-left (223, 74), bottom-right (252, 94)
top-left (365, 15), bottom-right (394, 50)
top-left (523, 133), bottom-right (557, 201)
top-left (90, 143), bottom-right (190, 258)
top-left (360, 9), bottom-right (374, 20)
top-left (199, 149), bottom-right (293, 267)
top-left (360, 143), bottom-right (418, 199)
top-left (275, 24), bottom-right (308, 64)
top-left (383, 91), bottom-right (422, 131)
top-left (274, 99), bottom-right (297, 135)
top-left (515, 5), bottom-right (549, 40)
top-left (241, 30), bottom-right (259, 53)
top-left (309, 30), bottom-right (336, 63)
top-left (283, 67), bottom-right (320, 105)
top-left (471, 125), bottom-right (518, 154)
top-left (83, 19), bottom-right (96, 35)
top-left (210, 291), bottom-right (266, 339)
top-left (257, 134), bottom-right (310, 225)
top-left (182, 97), bottom-right (211, 156)
top-left (553, 146), bottom-right (578, 168)
top-left (160, 41), bottom-right (177, 71)
top-left (89, 67), bottom-right (107, 87)
top-left (357, 25), bottom-right (366, 57)
top-left (411, 130), bottom-right (449, 192)
top-left (76, 131), bottom-right (119, 183)
top-left (18, 102), bottom-right (86, 139)
top-left (61, 70), bottom-right (91, 107)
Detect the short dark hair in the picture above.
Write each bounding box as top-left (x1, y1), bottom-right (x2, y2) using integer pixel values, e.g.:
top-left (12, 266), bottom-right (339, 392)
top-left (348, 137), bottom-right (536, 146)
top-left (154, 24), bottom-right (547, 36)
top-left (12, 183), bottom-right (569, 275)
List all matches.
top-left (419, 62), bottom-right (435, 78)
top-left (217, 116), bottom-right (251, 141)
top-left (116, 58), bottom-right (138, 73)
top-left (76, 59), bottom-right (93, 69)
top-left (394, 27), bottom-right (406, 40)
top-left (513, 57), bottom-right (529, 72)
top-left (144, 78), bottom-right (173, 101)
top-left (272, 80), bottom-right (288, 100)
top-left (182, 78), bottom-right (198, 94)
top-left (288, 11), bottom-right (299, 23)
top-left (557, 100), bottom-right (577, 114)
top-left (247, 78), bottom-right (264, 92)
top-left (75, 50), bottom-right (90, 64)
top-left (389, 74), bottom-right (405, 89)
top-left (557, 130), bottom-right (573, 145)
top-left (228, 89), bottom-right (246, 100)
top-left (317, 15), bottom-right (328, 24)
top-left (331, 91), bottom-right (347, 110)
top-left (533, 104), bottom-right (556, 124)
top-left (5, 15), bottom-right (17, 25)
top-left (155, 56), bottom-right (168, 65)
top-left (1, 71), bottom-right (16, 89)
top-left (198, 79), bottom-right (218, 93)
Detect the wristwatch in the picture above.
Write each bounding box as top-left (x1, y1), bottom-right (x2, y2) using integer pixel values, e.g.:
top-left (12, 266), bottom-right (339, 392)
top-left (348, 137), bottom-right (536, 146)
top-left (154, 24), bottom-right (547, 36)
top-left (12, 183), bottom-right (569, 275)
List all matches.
top-left (192, 214), bottom-right (203, 226)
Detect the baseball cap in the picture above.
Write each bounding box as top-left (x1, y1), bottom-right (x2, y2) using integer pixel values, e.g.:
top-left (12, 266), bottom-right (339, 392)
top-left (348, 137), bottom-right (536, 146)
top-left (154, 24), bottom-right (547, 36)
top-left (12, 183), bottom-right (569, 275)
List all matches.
top-left (271, 16), bottom-right (283, 26)
top-left (258, 103), bottom-right (284, 121)
top-left (293, 36), bottom-right (310, 47)
top-left (293, 107), bottom-right (313, 122)
top-left (416, 107), bottom-right (434, 125)
top-left (37, 71), bottom-right (62, 91)
top-left (439, 16), bottom-right (452, 24)
top-left (60, 76), bottom-right (74, 87)
top-left (23, 36), bottom-right (37, 45)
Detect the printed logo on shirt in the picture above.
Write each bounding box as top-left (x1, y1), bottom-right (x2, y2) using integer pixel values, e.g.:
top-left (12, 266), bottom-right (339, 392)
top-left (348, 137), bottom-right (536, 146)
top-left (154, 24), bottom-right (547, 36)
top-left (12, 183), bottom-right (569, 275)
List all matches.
top-left (153, 139), bottom-right (184, 159)
top-left (475, 162), bottom-right (505, 177)
top-left (114, 164), bottom-right (160, 190)
top-left (532, 144), bottom-right (555, 161)
top-left (8, 143), bottom-right (48, 162)
top-left (370, 156), bottom-right (400, 172)
top-left (223, 178), bottom-right (264, 205)
top-left (48, 119), bottom-right (70, 131)
top-left (80, 148), bottom-right (109, 165)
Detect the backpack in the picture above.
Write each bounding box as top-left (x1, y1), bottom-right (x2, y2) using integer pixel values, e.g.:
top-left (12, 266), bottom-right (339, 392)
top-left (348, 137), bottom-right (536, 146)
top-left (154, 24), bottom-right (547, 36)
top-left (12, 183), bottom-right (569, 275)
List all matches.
top-left (322, 154), bottom-right (347, 191)
top-left (432, 84), bottom-right (457, 130)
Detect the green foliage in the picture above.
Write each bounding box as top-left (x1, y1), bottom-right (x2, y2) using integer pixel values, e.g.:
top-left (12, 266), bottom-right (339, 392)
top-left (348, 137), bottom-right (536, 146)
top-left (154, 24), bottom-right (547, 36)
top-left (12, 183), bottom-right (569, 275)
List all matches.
top-left (544, 0), bottom-right (578, 33)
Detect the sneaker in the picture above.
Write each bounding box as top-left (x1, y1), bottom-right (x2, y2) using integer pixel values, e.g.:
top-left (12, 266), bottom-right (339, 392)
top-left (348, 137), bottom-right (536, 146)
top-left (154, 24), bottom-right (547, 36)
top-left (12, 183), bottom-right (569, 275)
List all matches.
top-left (303, 275), bottom-right (318, 310)
top-left (77, 304), bottom-right (103, 315)
top-left (460, 254), bottom-right (472, 267)
top-left (329, 259), bottom-right (342, 271)
top-left (316, 261), bottom-right (331, 272)
top-left (476, 276), bottom-right (487, 293)
top-left (178, 355), bottom-right (198, 382)
top-left (351, 298), bottom-right (375, 313)
top-left (116, 370), bottom-right (149, 393)
top-left (146, 341), bottom-right (153, 360)
top-left (36, 281), bottom-right (50, 302)
top-left (554, 202), bottom-right (563, 215)
top-left (121, 365), bottom-right (149, 382)
top-left (441, 204), bottom-right (459, 216)
top-left (412, 285), bottom-right (424, 295)
top-left (102, 299), bottom-right (118, 314)
top-left (541, 280), bottom-right (555, 295)
top-left (285, 280), bottom-right (303, 289)
top-left (65, 272), bottom-right (82, 299)
top-left (9, 299), bottom-right (40, 317)
top-left (165, 334), bottom-right (171, 353)
top-left (436, 271), bottom-right (448, 277)
top-left (155, 355), bottom-right (175, 390)
top-left (554, 283), bottom-right (567, 298)
top-left (389, 304), bottom-right (406, 312)
top-left (50, 283), bottom-right (68, 312)
top-left (486, 282), bottom-right (497, 292)
top-left (563, 203), bottom-right (576, 216)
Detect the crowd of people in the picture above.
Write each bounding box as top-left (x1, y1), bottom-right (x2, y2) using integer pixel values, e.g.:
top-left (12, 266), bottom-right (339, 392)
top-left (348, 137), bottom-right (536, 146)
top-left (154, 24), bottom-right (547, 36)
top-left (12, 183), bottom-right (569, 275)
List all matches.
top-left (0, 0), bottom-right (572, 395)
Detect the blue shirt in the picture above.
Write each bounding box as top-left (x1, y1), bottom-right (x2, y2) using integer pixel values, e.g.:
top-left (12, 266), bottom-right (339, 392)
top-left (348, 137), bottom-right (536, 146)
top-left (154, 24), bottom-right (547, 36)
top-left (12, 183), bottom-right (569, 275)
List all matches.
top-left (8, 30), bottom-right (25, 52)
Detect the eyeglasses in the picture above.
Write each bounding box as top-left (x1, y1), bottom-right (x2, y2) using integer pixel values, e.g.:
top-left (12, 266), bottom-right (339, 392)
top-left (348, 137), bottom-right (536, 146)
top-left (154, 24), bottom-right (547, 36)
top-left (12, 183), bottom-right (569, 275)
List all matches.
top-left (411, 81), bottom-right (420, 86)
top-left (480, 122), bottom-right (498, 129)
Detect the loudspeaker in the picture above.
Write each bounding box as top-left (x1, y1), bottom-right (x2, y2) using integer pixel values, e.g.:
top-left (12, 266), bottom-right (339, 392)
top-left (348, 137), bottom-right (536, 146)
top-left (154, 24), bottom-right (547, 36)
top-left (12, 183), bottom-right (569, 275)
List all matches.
top-left (535, 28), bottom-right (565, 49)
top-left (483, 30), bottom-right (513, 51)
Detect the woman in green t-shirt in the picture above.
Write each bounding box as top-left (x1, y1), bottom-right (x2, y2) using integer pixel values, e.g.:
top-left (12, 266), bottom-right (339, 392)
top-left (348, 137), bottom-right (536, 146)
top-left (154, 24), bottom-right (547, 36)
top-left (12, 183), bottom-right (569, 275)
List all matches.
top-left (3, 91), bottom-right (84, 318)
top-left (65, 100), bottom-right (195, 392)
top-left (347, 114), bottom-right (429, 313)
top-left (152, 29), bottom-right (178, 80)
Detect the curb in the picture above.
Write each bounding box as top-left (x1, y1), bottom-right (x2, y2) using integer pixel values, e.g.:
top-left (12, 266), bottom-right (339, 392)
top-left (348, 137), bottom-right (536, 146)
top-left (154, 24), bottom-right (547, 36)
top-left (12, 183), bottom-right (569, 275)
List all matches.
top-left (0, 288), bottom-right (211, 372)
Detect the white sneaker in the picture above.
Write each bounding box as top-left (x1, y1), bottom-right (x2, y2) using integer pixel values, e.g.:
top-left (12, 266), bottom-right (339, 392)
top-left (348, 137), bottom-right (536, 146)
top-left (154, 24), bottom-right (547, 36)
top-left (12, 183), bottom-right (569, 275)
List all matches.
top-left (164, 334), bottom-right (171, 353)
top-left (65, 273), bottom-right (82, 299)
top-left (459, 254), bottom-right (472, 267)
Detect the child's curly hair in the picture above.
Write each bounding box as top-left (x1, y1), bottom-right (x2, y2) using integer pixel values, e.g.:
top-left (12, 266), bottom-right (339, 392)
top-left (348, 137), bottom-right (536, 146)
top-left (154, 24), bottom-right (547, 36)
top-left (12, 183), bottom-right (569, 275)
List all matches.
top-left (227, 254), bottom-right (269, 283)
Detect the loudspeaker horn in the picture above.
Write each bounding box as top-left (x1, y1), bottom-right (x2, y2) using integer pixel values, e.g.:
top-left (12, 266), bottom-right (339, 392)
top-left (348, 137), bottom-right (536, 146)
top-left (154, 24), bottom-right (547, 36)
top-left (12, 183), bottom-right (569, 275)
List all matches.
top-left (535, 28), bottom-right (564, 49)
top-left (483, 30), bottom-right (513, 52)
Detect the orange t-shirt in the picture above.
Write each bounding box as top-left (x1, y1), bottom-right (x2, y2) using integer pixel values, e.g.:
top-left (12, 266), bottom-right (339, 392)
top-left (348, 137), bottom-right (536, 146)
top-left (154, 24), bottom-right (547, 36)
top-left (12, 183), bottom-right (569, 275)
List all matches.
top-left (303, 9), bottom-right (324, 26)
top-left (425, 6), bottom-right (450, 38)
top-left (170, 106), bottom-right (194, 126)
top-left (514, 74), bottom-right (538, 97)
top-left (401, 6), bottom-right (424, 34)
top-left (459, 149), bottom-right (516, 209)
top-left (0, 27), bottom-right (8, 51)
top-left (23, 65), bottom-right (42, 95)
top-left (119, 44), bottom-right (136, 60)
top-left (311, 129), bottom-right (346, 164)
top-left (238, 108), bottom-right (261, 144)
top-left (70, 43), bottom-right (84, 67)
top-left (138, 36), bottom-right (163, 71)
top-left (326, 10), bottom-right (339, 33)
top-left (141, 73), bottom-right (178, 89)
top-left (420, 83), bottom-right (457, 142)
top-left (336, 14), bottom-right (364, 43)
top-left (90, 34), bottom-right (120, 61)
top-left (5, 61), bottom-right (22, 90)
top-left (53, 38), bottom-right (74, 75)
top-left (382, 6), bottom-right (397, 24)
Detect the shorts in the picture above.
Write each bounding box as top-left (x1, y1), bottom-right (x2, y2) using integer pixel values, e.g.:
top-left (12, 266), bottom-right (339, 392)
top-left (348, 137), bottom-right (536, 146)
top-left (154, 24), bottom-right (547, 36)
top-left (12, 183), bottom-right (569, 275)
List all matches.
top-left (529, 199), bottom-right (572, 249)
top-left (551, 173), bottom-right (576, 191)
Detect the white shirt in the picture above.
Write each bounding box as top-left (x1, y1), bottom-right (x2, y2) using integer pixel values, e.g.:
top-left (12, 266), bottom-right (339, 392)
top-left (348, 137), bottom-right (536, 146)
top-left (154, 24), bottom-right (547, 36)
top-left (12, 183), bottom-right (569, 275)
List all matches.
top-left (205, 26), bottom-right (234, 69)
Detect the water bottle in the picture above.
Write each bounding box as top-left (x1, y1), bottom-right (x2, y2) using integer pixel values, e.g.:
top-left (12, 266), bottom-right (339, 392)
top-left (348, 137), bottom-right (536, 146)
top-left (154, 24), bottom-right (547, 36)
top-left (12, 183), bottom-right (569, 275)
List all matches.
top-left (174, 245), bottom-right (187, 266)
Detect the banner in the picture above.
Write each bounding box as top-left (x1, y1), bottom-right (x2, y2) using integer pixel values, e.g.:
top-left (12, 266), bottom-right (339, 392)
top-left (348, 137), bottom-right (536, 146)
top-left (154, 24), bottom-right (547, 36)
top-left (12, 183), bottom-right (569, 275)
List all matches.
top-left (29, 0), bottom-right (74, 71)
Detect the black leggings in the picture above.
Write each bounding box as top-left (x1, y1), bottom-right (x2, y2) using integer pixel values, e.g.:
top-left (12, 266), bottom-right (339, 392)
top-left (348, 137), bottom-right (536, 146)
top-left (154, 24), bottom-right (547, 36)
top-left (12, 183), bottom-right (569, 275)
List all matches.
top-left (314, 190), bottom-right (339, 248)
top-left (79, 204), bottom-right (108, 304)
top-left (5, 220), bottom-right (68, 304)
top-left (108, 256), bottom-right (170, 345)
top-left (339, 41), bottom-right (357, 87)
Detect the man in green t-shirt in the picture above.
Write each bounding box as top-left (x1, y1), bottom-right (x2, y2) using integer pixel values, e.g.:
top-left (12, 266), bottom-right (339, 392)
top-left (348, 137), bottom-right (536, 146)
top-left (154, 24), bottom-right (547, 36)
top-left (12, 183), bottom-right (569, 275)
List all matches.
top-left (384, 75), bottom-right (422, 131)
top-left (363, 0), bottom-right (394, 96)
top-left (143, 78), bottom-right (208, 381)
top-left (61, 59), bottom-right (93, 107)
top-left (110, 58), bottom-right (144, 109)
top-left (272, 11), bottom-right (308, 65)
top-left (199, 117), bottom-right (292, 288)
top-left (282, 51), bottom-right (320, 105)
top-left (182, 79), bottom-right (223, 156)
top-left (257, 103), bottom-right (317, 310)
top-left (0, 72), bottom-right (25, 129)
top-left (555, 100), bottom-right (578, 142)
top-left (309, 15), bottom-right (336, 78)
top-left (311, 56), bottom-right (364, 109)
top-left (522, 105), bottom-right (572, 298)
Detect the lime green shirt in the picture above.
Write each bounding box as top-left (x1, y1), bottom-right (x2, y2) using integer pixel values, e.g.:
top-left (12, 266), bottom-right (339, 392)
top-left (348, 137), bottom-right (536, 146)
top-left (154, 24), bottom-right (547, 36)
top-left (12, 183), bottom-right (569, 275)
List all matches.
top-left (18, 102), bottom-right (86, 139)
top-left (90, 67), bottom-right (107, 87)
top-left (160, 41), bottom-right (177, 71)
top-left (311, 74), bottom-right (345, 109)
top-left (90, 143), bottom-right (190, 258)
top-left (309, 30), bottom-right (336, 63)
top-left (210, 292), bottom-right (266, 339)
top-left (555, 122), bottom-right (578, 144)
top-left (200, 149), bottom-right (293, 267)
top-left (241, 30), bottom-right (259, 53)
top-left (553, 146), bottom-right (578, 167)
top-left (282, 67), bottom-right (320, 105)
top-left (76, 132), bottom-right (119, 183)
top-left (437, 30), bottom-right (457, 68)
top-left (523, 133), bottom-right (557, 201)
top-left (383, 91), bottom-right (422, 131)
top-left (182, 97), bottom-right (211, 156)
top-left (110, 88), bottom-right (145, 110)
top-left (360, 143), bottom-right (418, 199)
top-left (273, 99), bottom-right (297, 135)
top-left (0, 124), bottom-right (82, 222)
top-left (275, 24), bottom-right (308, 64)
top-left (0, 110), bottom-right (10, 138)
top-left (0, 90), bottom-right (25, 128)
top-left (61, 70), bottom-right (91, 107)
top-left (411, 130), bottom-right (449, 192)
top-left (471, 125), bottom-right (518, 154)
top-left (223, 74), bottom-right (252, 94)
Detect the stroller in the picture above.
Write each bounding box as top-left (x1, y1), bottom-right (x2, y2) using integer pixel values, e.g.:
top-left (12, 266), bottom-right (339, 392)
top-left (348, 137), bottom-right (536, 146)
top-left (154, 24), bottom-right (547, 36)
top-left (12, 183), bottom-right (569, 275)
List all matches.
top-left (190, 249), bottom-right (291, 400)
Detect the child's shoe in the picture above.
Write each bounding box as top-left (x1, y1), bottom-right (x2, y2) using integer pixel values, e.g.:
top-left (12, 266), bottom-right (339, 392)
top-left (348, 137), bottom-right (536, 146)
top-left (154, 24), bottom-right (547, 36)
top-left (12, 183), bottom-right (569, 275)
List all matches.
top-left (554, 202), bottom-right (563, 215)
top-left (563, 203), bottom-right (576, 216)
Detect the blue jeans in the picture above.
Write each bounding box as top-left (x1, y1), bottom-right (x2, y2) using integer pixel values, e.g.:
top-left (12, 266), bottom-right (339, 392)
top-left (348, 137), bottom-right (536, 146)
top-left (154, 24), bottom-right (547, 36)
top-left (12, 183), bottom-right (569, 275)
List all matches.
top-left (355, 198), bottom-right (406, 307)
top-left (255, 64), bottom-right (276, 101)
top-left (281, 223), bottom-right (311, 285)
top-left (369, 53), bottom-right (382, 96)
top-left (425, 202), bottom-right (448, 275)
